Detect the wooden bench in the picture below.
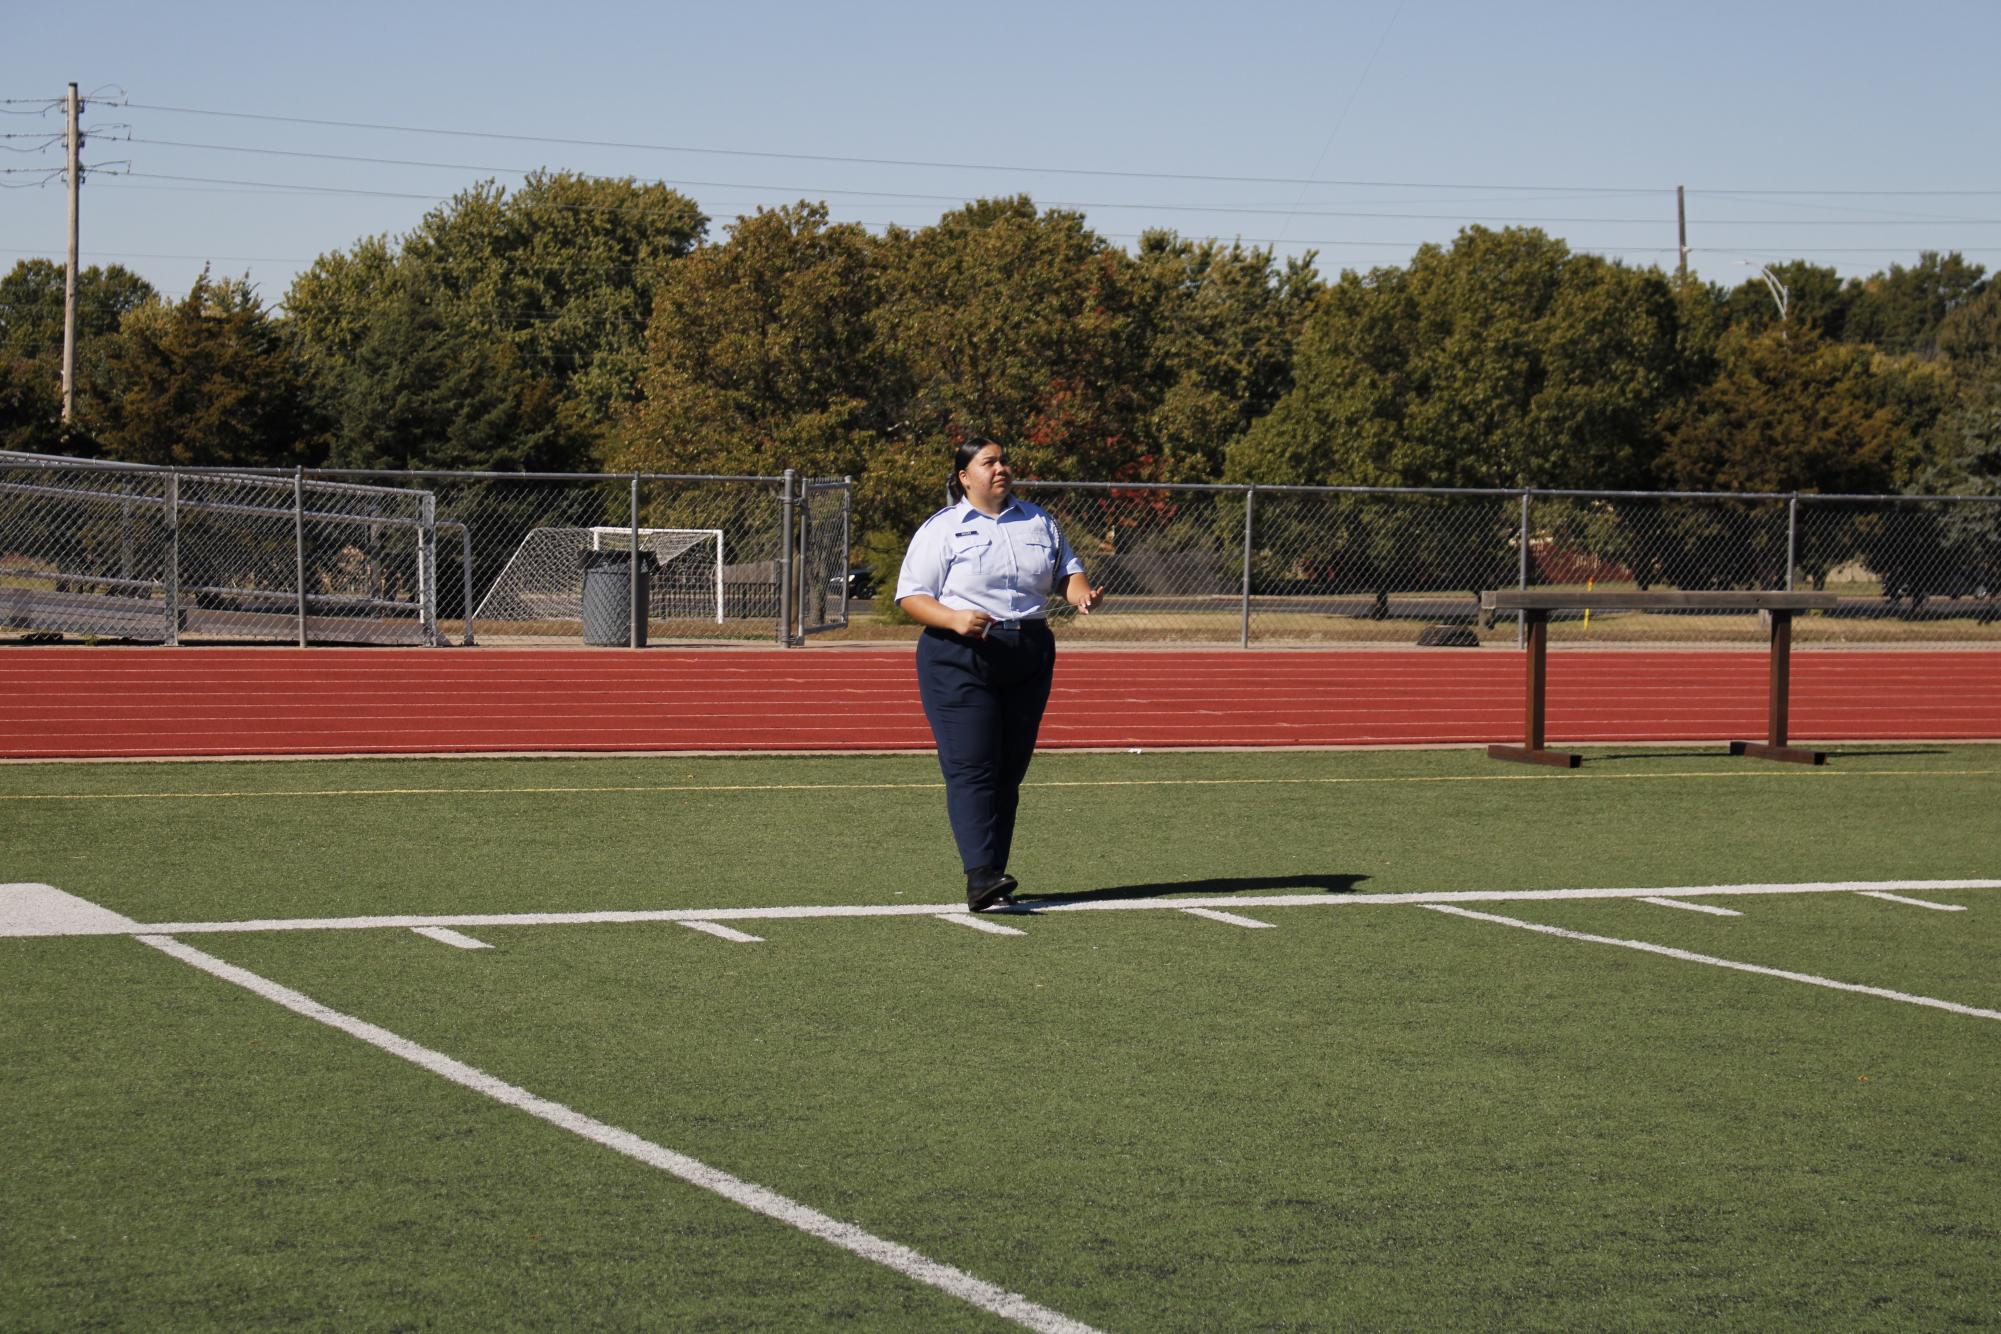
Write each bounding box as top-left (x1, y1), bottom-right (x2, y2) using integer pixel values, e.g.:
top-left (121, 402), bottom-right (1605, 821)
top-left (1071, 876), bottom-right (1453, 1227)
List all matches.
top-left (1479, 590), bottom-right (1842, 768)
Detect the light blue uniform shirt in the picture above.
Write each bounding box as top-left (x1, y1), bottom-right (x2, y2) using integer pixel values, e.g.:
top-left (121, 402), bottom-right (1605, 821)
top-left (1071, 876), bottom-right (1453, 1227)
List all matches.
top-left (896, 497), bottom-right (1086, 622)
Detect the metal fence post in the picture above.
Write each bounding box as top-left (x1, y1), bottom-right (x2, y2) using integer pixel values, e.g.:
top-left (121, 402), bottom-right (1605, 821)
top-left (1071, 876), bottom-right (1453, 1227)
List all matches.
top-left (839, 475), bottom-right (854, 626)
top-left (629, 472), bottom-right (642, 650)
top-left (293, 465), bottom-right (308, 648)
top-left (1240, 485), bottom-right (1256, 649)
top-left (163, 470), bottom-right (180, 646)
top-left (1517, 489), bottom-right (1531, 649)
top-left (458, 524), bottom-right (476, 646)
top-left (418, 491), bottom-right (440, 646)
top-left (1786, 494), bottom-right (1799, 591)
top-left (777, 469), bottom-right (796, 647)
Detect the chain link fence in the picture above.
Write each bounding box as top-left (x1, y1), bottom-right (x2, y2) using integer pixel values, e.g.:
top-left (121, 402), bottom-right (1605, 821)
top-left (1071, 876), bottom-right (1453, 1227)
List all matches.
top-left (0, 453), bottom-right (446, 645)
top-left (1011, 482), bottom-right (2000, 647)
top-left (1, 452), bottom-right (852, 647)
top-left (403, 471), bottom-right (799, 645)
top-left (5, 449), bottom-right (1995, 648)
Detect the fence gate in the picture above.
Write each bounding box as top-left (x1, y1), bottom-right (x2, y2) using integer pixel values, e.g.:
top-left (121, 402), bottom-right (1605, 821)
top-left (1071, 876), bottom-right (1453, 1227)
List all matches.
top-left (795, 477), bottom-right (852, 639)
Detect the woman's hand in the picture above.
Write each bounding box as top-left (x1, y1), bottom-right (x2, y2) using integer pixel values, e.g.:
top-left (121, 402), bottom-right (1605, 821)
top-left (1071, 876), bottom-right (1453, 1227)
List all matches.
top-left (1065, 574), bottom-right (1106, 615)
top-left (951, 608), bottom-right (995, 638)
top-left (897, 594), bottom-right (994, 638)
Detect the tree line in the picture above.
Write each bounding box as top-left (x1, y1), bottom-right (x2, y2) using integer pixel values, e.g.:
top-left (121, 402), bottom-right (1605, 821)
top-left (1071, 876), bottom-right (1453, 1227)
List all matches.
top-left (3, 170), bottom-right (1998, 574)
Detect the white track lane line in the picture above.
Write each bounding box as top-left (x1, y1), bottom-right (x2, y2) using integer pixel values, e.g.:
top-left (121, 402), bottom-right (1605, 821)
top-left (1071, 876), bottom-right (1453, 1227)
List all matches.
top-left (1180, 908), bottom-right (1277, 929)
top-left (1857, 892), bottom-right (1968, 912)
top-left (135, 935), bottom-right (1098, 1334)
top-left (937, 913), bottom-right (1028, 937)
top-left (679, 921), bottom-right (764, 943)
top-left (1421, 905), bottom-right (2001, 1021)
top-left (411, 927), bottom-right (492, 950)
top-left (1641, 897), bottom-right (1743, 918)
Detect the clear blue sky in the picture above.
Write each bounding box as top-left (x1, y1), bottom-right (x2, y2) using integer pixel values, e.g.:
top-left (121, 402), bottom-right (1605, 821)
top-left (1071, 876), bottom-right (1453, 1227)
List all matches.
top-left (4, 0), bottom-right (1997, 307)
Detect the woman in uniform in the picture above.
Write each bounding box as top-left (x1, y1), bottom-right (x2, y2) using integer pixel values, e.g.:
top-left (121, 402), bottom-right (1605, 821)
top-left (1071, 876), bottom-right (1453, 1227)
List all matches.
top-left (894, 437), bottom-right (1105, 912)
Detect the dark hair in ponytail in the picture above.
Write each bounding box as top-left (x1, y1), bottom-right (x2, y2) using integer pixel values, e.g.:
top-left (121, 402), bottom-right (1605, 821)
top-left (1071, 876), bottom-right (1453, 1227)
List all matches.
top-left (946, 436), bottom-right (1003, 503)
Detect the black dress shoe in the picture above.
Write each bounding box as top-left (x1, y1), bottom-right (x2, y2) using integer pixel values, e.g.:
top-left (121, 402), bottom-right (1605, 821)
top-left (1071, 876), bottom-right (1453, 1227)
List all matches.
top-left (966, 867), bottom-right (1015, 913)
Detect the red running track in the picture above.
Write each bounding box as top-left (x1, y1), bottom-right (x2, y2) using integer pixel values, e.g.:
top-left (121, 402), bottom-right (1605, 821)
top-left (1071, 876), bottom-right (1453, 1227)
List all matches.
top-left (2, 645), bottom-right (1998, 760)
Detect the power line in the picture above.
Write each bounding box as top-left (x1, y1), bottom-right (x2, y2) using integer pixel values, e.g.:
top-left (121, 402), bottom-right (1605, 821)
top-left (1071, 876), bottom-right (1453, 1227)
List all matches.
top-left (119, 171), bottom-right (443, 201)
top-left (1693, 187), bottom-right (2001, 198)
top-left (89, 135), bottom-right (2001, 228)
top-left (101, 166), bottom-right (2001, 226)
top-left (116, 99), bottom-right (1679, 195)
top-left (127, 137), bottom-right (1652, 208)
top-left (17, 99), bottom-right (1995, 292)
top-left (1275, 0), bottom-right (1407, 245)
top-left (110, 99), bottom-right (2001, 200)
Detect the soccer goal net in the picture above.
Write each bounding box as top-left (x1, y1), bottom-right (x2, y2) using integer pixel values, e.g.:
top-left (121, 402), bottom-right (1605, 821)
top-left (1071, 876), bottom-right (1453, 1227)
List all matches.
top-left (473, 526), bottom-right (725, 629)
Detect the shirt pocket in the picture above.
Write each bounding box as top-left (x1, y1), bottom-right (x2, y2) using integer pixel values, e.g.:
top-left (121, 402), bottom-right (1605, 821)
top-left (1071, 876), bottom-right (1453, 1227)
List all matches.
top-left (1018, 537), bottom-right (1058, 585)
top-left (949, 536), bottom-right (994, 570)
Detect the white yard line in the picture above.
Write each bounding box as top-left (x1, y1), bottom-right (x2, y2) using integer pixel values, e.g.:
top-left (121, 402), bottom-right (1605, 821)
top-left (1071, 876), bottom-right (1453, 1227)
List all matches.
top-left (1421, 905), bottom-right (2001, 1021)
top-left (937, 913), bottom-right (1029, 937)
top-left (1180, 908), bottom-right (1277, 929)
top-left (679, 921), bottom-right (765, 943)
top-left (134, 934), bottom-right (1098, 1334)
top-left (1857, 891), bottom-right (1967, 912)
top-left (1641, 897), bottom-right (1743, 918)
top-left (411, 927), bottom-right (492, 950)
top-left (97, 879), bottom-right (2001, 939)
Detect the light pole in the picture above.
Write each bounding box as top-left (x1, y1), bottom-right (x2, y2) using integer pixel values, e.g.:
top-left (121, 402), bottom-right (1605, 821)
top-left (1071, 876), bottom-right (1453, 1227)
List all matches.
top-left (1736, 260), bottom-right (1790, 322)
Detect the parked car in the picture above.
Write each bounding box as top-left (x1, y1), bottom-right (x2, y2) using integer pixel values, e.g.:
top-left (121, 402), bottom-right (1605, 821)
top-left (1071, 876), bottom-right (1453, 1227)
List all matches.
top-left (831, 565), bottom-right (876, 602)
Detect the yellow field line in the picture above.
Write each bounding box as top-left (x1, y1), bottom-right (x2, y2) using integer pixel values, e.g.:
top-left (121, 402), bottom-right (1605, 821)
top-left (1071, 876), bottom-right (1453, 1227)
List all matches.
top-left (0, 769), bottom-right (1991, 802)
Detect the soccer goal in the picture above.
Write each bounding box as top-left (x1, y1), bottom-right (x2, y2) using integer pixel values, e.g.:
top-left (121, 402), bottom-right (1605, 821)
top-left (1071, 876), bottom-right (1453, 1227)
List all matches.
top-left (473, 526), bottom-right (725, 630)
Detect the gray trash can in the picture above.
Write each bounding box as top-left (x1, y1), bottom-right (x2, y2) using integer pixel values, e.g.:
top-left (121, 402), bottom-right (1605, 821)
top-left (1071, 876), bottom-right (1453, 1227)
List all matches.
top-left (579, 549), bottom-right (657, 646)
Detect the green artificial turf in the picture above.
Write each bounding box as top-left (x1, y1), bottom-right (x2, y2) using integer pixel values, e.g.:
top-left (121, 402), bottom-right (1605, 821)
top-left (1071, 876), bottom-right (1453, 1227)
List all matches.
top-left (2, 745), bottom-right (1997, 1329)
top-left (1, 745), bottom-right (1996, 922)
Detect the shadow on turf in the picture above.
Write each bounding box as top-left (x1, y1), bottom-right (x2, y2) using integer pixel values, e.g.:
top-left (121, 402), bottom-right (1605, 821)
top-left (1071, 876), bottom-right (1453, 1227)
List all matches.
top-left (1009, 873), bottom-right (1369, 910)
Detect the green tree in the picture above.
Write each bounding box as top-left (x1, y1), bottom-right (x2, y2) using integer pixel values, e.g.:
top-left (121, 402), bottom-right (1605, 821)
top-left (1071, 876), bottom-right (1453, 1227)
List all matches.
top-left (1129, 232), bottom-right (1321, 483)
top-left (282, 235), bottom-right (397, 391)
top-left (404, 172), bottom-right (706, 419)
top-left (606, 203), bottom-right (883, 482)
top-left (1921, 369), bottom-right (2001, 497)
top-left (86, 271), bottom-right (315, 468)
top-left (0, 259), bottom-right (156, 361)
top-left (1229, 227), bottom-right (1681, 490)
top-left (286, 171), bottom-right (706, 469)
top-left (1843, 251), bottom-right (1988, 357)
top-left (1660, 324), bottom-right (1902, 494)
top-left (868, 198), bottom-right (1154, 521)
top-left (1937, 282), bottom-right (2001, 369)
top-left (838, 197), bottom-right (1169, 586)
top-left (1720, 260), bottom-right (1851, 341)
top-left (321, 277), bottom-right (588, 474)
top-left (1668, 276), bottom-right (1730, 385)
top-left (0, 259), bottom-right (156, 452)
top-left (1901, 373), bottom-right (2001, 616)
top-left (0, 351), bottom-right (67, 453)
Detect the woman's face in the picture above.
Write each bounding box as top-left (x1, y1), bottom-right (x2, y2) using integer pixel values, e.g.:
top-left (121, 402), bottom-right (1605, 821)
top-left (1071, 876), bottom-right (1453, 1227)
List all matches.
top-left (959, 443), bottom-right (1011, 511)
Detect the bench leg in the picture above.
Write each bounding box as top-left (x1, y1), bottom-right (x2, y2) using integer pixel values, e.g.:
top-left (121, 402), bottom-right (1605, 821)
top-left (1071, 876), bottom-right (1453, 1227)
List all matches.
top-left (1729, 610), bottom-right (1824, 765)
top-left (1489, 610), bottom-right (1580, 768)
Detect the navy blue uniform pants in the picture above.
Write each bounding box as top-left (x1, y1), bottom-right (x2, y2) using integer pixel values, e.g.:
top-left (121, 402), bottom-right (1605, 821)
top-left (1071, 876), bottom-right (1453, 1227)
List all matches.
top-left (915, 621), bottom-right (1056, 874)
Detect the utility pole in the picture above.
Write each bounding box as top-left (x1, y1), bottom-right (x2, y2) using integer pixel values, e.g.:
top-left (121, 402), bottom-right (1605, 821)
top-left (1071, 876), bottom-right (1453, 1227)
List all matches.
top-left (61, 82), bottom-right (81, 424)
top-left (1676, 184), bottom-right (1688, 286)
